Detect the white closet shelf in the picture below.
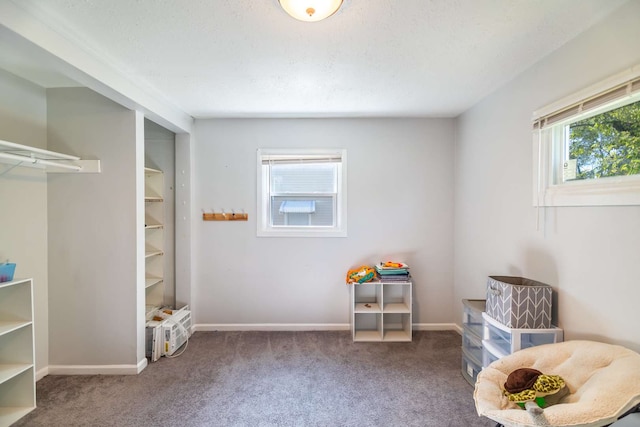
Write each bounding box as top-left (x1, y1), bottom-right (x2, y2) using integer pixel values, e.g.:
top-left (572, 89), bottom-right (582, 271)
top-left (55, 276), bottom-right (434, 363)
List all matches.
top-left (145, 277), bottom-right (163, 289)
top-left (145, 250), bottom-right (164, 259)
top-left (0, 407), bottom-right (36, 427)
top-left (0, 364), bottom-right (32, 385)
top-left (0, 139), bottom-right (101, 173)
top-left (0, 321), bottom-right (31, 337)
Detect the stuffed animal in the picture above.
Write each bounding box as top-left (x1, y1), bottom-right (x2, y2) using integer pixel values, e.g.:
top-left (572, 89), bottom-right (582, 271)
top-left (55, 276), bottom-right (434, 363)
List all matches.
top-left (346, 266), bottom-right (376, 284)
top-left (503, 368), bottom-right (566, 414)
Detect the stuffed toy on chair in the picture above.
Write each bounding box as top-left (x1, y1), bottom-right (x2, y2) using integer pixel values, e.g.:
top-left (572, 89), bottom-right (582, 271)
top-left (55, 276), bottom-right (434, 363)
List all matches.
top-left (503, 368), bottom-right (566, 414)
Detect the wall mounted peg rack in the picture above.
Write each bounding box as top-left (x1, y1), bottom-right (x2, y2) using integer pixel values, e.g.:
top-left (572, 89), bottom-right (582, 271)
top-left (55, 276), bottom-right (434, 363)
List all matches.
top-left (202, 210), bottom-right (248, 221)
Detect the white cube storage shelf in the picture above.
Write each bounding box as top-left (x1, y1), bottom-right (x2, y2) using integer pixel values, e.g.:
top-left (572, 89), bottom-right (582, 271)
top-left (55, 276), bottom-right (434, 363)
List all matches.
top-left (0, 278), bottom-right (36, 426)
top-left (351, 280), bottom-right (412, 342)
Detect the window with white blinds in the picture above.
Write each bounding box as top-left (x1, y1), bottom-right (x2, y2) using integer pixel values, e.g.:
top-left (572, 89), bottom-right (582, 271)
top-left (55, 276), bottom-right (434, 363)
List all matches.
top-left (257, 149), bottom-right (347, 237)
top-left (532, 65), bottom-right (640, 207)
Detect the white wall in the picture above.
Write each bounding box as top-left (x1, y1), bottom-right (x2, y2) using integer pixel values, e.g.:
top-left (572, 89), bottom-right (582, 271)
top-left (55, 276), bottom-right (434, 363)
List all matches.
top-left (0, 69), bottom-right (49, 375)
top-left (454, 1), bottom-right (640, 352)
top-left (193, 118), bottom-right (455, 328)
top-left (47, 88), bottom-right (142, 368)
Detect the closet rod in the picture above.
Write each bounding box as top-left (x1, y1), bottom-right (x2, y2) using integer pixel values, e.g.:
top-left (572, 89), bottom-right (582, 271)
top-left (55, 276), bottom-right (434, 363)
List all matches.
top-left (0, 139), bottom-right (80, 160)
top-left (0, 151), bottom-right (82, 171)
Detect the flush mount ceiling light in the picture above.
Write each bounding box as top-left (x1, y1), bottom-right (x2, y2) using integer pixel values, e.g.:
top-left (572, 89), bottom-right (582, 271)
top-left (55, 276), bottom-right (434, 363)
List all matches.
top-left (279, 0), bottom-right (343, 22)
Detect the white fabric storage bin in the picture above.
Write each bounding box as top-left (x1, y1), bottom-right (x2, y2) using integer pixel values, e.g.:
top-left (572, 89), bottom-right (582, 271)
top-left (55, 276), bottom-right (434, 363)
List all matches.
top-left (485, 276), bottom-right (552, 329)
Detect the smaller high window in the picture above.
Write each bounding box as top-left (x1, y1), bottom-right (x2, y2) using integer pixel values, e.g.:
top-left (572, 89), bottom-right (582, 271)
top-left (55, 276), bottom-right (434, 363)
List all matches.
top-left (533, 66), bottom-right (640, 207)
top-left (257, 148), bottom-right (347, 237)
top-left (564, 100), bottom-right (640, 182)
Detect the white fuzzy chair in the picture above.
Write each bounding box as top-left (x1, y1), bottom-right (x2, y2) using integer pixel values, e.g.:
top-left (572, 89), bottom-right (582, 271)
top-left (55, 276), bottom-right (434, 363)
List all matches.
top-left (474, 340), bottom-right (640, 427)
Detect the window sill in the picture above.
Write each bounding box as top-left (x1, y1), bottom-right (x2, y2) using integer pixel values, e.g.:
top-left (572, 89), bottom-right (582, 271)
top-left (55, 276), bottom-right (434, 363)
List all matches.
top-left (538, 175), bottom-right (640, 207)
top-left (257, 226), bottom-right (347, 238)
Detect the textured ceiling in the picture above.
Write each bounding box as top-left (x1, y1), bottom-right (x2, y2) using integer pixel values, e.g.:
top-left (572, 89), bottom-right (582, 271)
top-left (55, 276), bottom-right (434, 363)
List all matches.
top-left (5, 0), bottom-right (628, 118)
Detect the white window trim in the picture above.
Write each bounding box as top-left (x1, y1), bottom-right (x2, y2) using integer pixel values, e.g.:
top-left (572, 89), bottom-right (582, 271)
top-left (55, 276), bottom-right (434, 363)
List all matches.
top-left (532, 64), bottom-right (640, 207)
top-left (256, 148), bottom-right (347, 237)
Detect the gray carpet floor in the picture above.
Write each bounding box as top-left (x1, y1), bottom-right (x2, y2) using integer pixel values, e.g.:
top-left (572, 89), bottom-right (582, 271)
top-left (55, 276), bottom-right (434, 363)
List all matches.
top-left (15, 330), bottom-right (495, 427)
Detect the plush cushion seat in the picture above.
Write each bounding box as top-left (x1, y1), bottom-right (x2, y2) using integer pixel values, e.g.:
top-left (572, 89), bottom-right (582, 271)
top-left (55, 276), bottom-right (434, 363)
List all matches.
top-left (474, 340), bottom-right (640, 427)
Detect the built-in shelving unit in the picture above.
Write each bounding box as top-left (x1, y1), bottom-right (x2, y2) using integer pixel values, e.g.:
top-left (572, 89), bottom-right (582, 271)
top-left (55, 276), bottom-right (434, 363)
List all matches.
top-left (0, 278), bottom-right (35, 426)
top-left (145, 167), bottom-right (165, 315)
top-left (0, 139), bottom-right (100, 173)
top-left (351, 280), bottom-right (412, 342)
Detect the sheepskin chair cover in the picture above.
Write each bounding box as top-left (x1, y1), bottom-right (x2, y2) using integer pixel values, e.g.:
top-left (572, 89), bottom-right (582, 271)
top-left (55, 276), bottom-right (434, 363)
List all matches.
top-left (474, 340), bottom-right (640, 427)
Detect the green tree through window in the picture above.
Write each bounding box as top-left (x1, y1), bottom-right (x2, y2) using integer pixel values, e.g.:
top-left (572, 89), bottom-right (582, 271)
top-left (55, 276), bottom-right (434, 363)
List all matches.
top-left (568, 100), bottom-right (640, 180)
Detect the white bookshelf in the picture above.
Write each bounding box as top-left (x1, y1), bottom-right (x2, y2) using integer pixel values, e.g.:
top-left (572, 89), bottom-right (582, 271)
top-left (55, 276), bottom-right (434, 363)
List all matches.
top-left (0, 278), bottom-right (35, 426)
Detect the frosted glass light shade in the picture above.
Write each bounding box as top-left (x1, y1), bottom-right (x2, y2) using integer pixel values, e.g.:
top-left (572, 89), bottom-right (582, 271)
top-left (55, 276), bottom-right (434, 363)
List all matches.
top-left (279, 0), bottom-right (343, 22)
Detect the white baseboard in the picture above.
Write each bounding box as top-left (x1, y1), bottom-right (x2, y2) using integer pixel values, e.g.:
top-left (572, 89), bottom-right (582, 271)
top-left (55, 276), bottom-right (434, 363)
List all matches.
top-left (36, 366), bottom-right (49, 381)
top-left (195, 323), bottom-right (460, 332)
top-left (137, 357), bottom-right (148, 373)
top-left (195, 323), bottom-right (350, 332)
top-left (47, 358), bottom-right (148, 376)
top-left (412, 323), bottom-right (462, 334)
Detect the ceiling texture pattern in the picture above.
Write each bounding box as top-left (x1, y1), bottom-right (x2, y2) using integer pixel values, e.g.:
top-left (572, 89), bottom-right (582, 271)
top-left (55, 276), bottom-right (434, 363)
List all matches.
top-left (5, 0), bottom-right (629, 118)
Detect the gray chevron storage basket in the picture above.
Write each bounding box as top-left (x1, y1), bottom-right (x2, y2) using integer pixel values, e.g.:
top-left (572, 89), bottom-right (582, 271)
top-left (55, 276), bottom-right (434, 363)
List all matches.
top-left (485, 276), bottom-right (552, 329)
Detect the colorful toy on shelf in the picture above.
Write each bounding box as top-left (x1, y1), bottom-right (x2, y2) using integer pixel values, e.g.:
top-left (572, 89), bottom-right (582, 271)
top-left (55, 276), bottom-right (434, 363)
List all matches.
top-left (382, 261), bottom-right (406, 268)
top-left (346, 265), bottom-right (375, 284)
top-left (503, 368), bottom-right (566, 414)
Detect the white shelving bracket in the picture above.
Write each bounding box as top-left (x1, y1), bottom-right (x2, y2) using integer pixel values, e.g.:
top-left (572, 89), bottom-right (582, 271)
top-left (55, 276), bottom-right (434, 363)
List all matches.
top-left (45, 159), bottom-right (101, 174)
top-left (0, 139), bottom-right (101, 174)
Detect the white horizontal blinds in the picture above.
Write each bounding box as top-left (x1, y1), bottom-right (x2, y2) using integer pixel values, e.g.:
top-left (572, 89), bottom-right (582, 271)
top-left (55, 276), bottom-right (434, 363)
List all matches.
top-left (263, 152), bottom-right (341, 227)
top-left (271, 163), bottom-right (337, 193)
top-left (261, 154), bottom-right (342, 165)
top-left (533, 75), bottom-right (640, 130)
